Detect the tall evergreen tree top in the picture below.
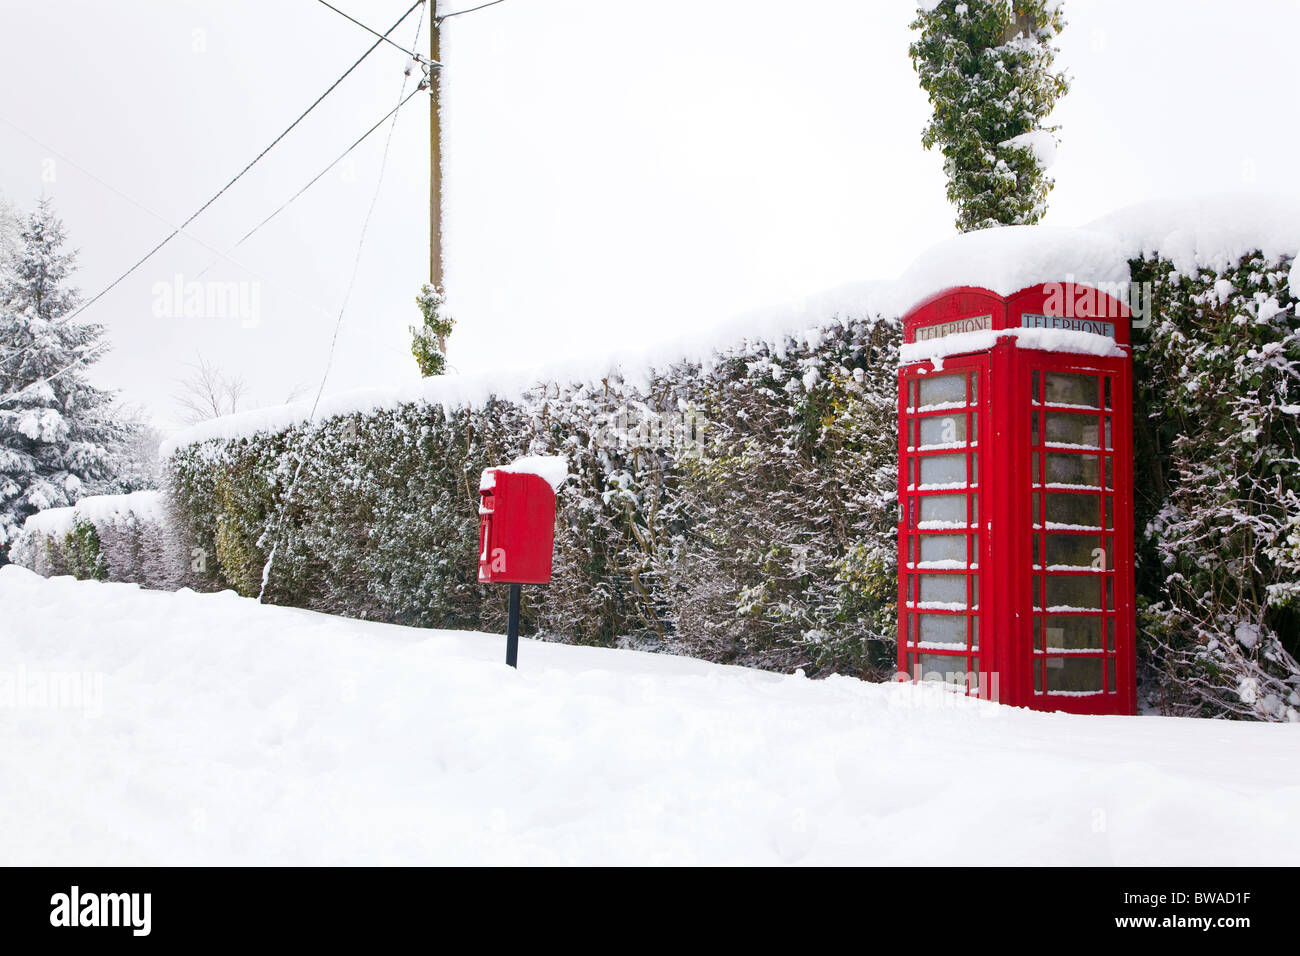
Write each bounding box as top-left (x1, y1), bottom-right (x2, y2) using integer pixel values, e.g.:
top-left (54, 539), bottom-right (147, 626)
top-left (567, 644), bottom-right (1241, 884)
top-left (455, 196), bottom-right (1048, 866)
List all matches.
top-left (910, 0), bottom-right (1069, 232)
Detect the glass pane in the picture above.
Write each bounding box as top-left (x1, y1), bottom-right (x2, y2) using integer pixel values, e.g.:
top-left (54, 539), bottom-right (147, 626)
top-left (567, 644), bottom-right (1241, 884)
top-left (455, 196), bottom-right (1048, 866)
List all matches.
top-left (970, 617), bottom-right (979, 649)
top-left (1031, 411), bottom-right (1040, 445)
top-left (1032, 370), bottom-right (1040, 402)
top-left (919, 454), bottom-right (968, 486)
top-left (1044, 576), bottom-right (1103, 611)
top-left (1045, 453), bottom-right (1101, 487)
top-left (1034, 659), bottom-right (1043, 692)
top-left (919, 414), bottom-right (968, 446)
top-left (918, 535), bottom-right (967, 566)
top-left (1103, 418), bottom-right (1113, 449)
top-left (1045, 534), bottom-right (1105, 568)
top-left (1044, 372), bottom-right (1100, 408)
top-left (1107, 658), bottom-right (1117, 693)
top-left (970, 413), bottom-right (979, 443)
top-left (916, 653), bottom-right (969, 685)
top-left (1045, 493), bottom-right (1100, 528)
top-left (918, 617), bottom-right (966, 646)
top-left (968, 371), bottom-right (978, 405)
top-left (919, 575), bottom-right (969, 607)
top-left (919, 495), bottom-right (968, 526)
top-left (1044, 412), bottom-right (1101, 448)
top-left (917, 374), bottom-right (967, 409)
top-left (1041, 616), bottom-right (1104, 650)
top-left (1045, 656), bottom-right (1104, 693)
top-left (1107, 618), bottom-right (1115, 651)
top-left (1103, 378), bottom-right (1113, 409)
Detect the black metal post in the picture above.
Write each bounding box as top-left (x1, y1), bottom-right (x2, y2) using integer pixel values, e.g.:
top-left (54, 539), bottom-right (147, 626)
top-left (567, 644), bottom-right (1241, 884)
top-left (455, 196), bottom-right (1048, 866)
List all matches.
top-left (506, 583), bottom-right (521, 668)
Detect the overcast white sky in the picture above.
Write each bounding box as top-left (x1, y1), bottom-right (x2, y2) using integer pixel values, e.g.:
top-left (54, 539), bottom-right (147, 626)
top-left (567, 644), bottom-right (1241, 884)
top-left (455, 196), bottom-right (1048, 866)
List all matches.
top-left (1, 0), bottom-right (1297, 429)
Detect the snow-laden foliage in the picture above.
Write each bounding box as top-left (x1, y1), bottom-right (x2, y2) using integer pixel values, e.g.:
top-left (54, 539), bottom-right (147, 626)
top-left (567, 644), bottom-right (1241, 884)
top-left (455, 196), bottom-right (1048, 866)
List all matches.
top-left (909, 0), bottom-right (1069, 231)
top-left (1132, 255), bottom-right (1300, 721)
top-left (0, 199), bottom-right (127, 560)
top-left (0, 194), bottom-right (20, 284)
top-left (410, 283), bottom-right (455, 377)
top-left (9, 489), bottom-right (193, 588)
top-left (653, 323), bottom-right (899, 673)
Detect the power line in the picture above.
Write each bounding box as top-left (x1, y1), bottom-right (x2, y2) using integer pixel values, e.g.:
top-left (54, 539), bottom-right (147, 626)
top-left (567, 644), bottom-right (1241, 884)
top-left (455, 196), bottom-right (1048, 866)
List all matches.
top-left (196, 88), bottom-right (423, 279)
top-left (64, 0), bottom-right (424, 323)
top-left (0, 116), bottom-right (340, 409)
top-left (314, 0), bottom-right (441, 66)
top-left (438, 0), bottom-right (507, 20)
top-left (0, 119), bottom-right (340, 314)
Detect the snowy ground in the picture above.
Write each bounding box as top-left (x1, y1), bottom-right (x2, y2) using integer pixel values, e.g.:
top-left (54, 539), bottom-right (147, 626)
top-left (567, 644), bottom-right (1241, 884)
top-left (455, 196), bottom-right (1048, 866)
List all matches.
top-left (1, 567), bottom-right (1297, 866)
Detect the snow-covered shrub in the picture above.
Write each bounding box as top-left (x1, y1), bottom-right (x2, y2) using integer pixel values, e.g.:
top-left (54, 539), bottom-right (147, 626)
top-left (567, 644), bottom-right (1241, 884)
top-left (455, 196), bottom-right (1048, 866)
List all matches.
top-left (1132, 254), bottom-right (1300, 720)
top-left (63, 516), bottom-right (105, 581)
top-left (9, 489), bottom-right (193, 588)
top-left (652, 322), bottom-right (900, 674)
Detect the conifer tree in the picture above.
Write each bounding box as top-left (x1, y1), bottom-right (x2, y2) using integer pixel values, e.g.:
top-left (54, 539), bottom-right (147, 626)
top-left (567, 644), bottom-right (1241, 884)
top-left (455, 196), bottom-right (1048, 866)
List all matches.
top-left (0, 198), bottom-right (123, 559)
top-left (910, 0), bottom-right (1069, 231)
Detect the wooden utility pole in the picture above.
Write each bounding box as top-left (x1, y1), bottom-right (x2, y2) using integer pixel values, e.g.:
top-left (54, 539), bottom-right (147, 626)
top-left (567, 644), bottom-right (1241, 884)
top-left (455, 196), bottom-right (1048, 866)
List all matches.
top-left (429, 1), bottom-right (444, 291)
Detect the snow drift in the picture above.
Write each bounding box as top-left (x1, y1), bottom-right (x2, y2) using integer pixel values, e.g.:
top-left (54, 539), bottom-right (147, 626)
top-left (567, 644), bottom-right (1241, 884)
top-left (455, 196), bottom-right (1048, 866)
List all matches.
top-left (0, 567), bottom-right (1296, 865)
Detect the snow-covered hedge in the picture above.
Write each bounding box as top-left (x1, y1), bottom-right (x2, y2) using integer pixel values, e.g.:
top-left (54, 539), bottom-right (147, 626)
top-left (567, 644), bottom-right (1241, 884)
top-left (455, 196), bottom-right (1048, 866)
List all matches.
top-left (1131, 254), bottom-right (1300, 720)
top-left (9, 490), bottom-right (194, 589)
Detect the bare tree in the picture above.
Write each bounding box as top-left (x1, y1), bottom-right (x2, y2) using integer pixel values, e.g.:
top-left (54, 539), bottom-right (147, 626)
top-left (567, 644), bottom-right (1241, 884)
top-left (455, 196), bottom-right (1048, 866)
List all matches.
top-left (173, 354), bottom-right (248, 425)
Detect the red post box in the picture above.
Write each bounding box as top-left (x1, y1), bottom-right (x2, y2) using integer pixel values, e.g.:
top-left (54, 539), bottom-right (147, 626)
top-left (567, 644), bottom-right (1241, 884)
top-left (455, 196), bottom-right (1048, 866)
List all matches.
top-left (477, 456), bottom-right (565, 669)
top-left (896, 282), bottom-right (1137, 715)
top-left (478, 466), bottom-right (558, 585)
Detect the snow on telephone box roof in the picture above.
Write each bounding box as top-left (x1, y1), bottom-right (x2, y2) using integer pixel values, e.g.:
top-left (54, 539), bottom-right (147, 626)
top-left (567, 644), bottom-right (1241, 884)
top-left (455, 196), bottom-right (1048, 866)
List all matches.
top-left (480, 456), bottom-right (570, 493)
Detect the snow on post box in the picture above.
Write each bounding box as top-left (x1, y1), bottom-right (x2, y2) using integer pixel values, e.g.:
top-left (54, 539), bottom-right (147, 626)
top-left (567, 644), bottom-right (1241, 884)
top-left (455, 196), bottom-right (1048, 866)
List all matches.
top-left (477, 456), bottom-right (567, 584)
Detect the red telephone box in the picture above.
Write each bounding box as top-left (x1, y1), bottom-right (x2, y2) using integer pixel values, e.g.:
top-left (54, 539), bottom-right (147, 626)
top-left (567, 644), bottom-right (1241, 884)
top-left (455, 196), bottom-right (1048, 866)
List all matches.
top-left (478, 468), bottom-right (558, 585)
top-left (897, 283), bottom-right (1137, 715)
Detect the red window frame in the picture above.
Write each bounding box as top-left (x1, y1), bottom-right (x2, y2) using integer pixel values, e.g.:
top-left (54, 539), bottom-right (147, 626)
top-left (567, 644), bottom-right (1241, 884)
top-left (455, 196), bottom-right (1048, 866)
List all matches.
top-left (1013, 352), bottom-right (1136, 713)
top-left (897, 355), bottom-right (989, 698)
